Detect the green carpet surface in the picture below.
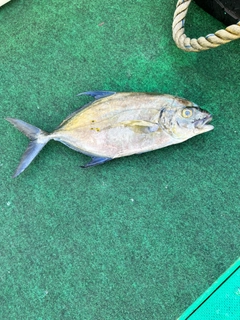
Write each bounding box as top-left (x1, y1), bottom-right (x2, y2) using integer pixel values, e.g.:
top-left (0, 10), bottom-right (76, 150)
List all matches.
top-left (0, 1), bottom-right (239, 319)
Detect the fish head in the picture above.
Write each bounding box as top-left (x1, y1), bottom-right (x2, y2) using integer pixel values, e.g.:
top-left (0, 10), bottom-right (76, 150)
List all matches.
top-left (159, 97), bottom-right (214, 140)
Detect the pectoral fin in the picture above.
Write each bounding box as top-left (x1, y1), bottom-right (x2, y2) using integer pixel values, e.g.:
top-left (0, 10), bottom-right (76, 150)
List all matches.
top-left (120, 120), bottom-right (159, 133)
top-left (81, 156), bottom-right (112, 168)
top-left (77, 91), bottom-right (116, 100)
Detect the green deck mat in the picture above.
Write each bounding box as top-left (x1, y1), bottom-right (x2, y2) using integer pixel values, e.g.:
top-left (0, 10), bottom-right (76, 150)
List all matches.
top-left (0, 1), bottom-right (239, 319)
top-left (178, 258), bottom-right (240, 319)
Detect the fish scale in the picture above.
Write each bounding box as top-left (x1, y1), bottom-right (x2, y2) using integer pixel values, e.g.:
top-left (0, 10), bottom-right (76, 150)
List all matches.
top-left (6, 91), bottom-right (214, 178)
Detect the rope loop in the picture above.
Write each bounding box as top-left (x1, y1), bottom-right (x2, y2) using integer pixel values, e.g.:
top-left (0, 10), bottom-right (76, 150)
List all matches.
top-left (172, 0), bottom-right (240, 52)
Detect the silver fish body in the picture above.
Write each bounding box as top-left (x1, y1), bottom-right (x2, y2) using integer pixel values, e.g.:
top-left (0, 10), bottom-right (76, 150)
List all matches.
top-left (6, 91), bottom-right (214, 177)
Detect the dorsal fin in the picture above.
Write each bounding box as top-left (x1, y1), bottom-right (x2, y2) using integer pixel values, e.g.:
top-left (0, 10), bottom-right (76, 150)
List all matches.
top-left (77, 91), bottom-right (116, 100)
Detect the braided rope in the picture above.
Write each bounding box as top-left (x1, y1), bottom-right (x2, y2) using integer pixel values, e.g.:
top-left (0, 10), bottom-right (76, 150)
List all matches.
top-left (172, 0), bottom-right (240, 52)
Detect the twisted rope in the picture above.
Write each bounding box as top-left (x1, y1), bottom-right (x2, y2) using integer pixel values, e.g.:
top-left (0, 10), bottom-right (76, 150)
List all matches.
top-left (172, 0), bottom-right (240, 52)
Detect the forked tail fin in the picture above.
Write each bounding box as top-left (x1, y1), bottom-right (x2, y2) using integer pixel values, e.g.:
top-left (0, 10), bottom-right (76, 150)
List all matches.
top-left (6, 118), bottom-right (51, 178)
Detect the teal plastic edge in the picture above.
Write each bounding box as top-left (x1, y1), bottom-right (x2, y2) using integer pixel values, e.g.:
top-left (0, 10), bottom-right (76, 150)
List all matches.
top-left (177, 258), bottom-right (240, 320)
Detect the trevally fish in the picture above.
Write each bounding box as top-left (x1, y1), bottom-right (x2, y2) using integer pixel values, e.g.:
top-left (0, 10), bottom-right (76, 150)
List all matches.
top-left (6, 91), bottom-right (214, 178)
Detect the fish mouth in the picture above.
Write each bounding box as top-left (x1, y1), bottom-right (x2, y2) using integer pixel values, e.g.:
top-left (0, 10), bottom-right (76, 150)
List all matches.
top-left (194, 114), bottom-right (213, 130)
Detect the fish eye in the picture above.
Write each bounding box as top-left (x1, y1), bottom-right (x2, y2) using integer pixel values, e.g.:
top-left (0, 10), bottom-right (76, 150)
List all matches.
top-left (182, 108), bottom-right (193, 118)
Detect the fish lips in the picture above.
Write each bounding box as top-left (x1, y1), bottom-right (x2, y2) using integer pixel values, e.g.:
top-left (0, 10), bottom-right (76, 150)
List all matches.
top-left (194, 114), bottom-right (214, 131)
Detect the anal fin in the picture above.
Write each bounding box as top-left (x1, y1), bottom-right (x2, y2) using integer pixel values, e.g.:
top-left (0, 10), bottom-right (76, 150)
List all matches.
top-left (81, 156), bottom-right (112, 168)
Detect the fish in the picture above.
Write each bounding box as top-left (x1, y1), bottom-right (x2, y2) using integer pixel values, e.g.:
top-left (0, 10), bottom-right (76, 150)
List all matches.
top-left (6, 91), bottom-right (214, 178)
